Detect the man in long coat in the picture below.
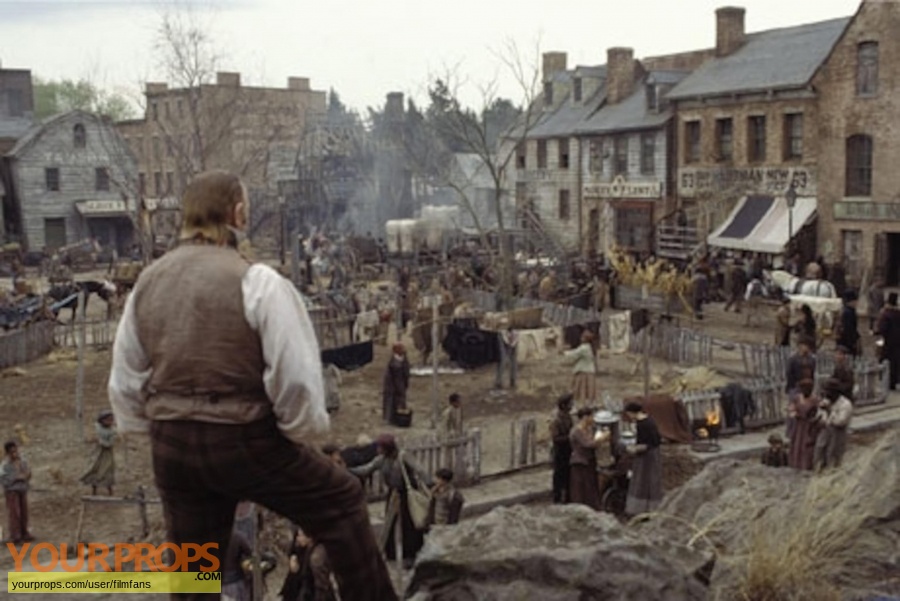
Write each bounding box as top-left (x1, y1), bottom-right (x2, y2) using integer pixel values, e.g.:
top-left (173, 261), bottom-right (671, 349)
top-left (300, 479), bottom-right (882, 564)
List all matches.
top-left (383, 343), bottom-right (411, 424)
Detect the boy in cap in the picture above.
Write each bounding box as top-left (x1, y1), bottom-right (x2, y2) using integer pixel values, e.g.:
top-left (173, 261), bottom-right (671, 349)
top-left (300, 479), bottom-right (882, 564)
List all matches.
top-left (760, 433), bottom-right (789, 467)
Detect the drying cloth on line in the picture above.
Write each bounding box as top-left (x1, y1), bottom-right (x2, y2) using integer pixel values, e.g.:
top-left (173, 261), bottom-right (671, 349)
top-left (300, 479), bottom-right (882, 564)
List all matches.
top-left (320, 340), bottom-right (374, 371)
top-left (352, 309), bottom-right (381, 342)
top-left (516, 327), bottom-right (564, 362)
top-left (607, 311), bottom-right (631, 354)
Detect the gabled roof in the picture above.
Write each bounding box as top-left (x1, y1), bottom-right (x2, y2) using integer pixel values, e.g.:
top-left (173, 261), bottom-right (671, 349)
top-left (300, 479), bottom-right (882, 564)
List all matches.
top-left (6, 110), bottom-right (99, 157)
top-left (667, 17), bottom-right (851, 100)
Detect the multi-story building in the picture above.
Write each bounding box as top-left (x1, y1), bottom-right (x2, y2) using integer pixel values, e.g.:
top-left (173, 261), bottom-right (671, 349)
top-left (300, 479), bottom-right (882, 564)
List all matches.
top-left (514, 49), bottom-right (703, 257)
top-left (5, 110), bottom-right (137, 253)
top-left (117, 72), bottom-right (326, 243)
top-left (0, 66), bottom-right (35, 242)
top-left (814, 0), bottom-right (900, 287)
top-left (666, 8), bottom-right (849, 261)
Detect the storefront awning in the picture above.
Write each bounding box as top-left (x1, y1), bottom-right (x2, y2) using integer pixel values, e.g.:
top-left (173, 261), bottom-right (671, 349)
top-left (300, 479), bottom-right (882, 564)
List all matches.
top-left (75, 200), bottom-right (132, 218)
top-left (707, 194), bottom-right (817, 254)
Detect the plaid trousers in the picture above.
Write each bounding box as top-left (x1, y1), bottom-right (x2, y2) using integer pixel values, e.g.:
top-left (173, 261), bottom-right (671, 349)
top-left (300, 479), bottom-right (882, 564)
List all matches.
top-left (150, 417), bottom-right (397, 601)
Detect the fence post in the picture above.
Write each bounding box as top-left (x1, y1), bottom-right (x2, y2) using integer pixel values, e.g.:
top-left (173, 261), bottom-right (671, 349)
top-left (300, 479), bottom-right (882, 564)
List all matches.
top-left (472, 428), bottom-right (482, 482)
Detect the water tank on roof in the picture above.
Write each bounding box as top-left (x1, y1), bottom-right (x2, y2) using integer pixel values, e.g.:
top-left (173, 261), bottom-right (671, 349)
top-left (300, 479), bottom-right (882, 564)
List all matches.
top-left (385, 219), bottom-right (418, 255)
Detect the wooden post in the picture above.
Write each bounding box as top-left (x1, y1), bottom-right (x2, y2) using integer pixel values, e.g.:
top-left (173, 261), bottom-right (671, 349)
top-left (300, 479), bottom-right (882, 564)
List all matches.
top-left (73, 500), bottom-right (87, 545)
top-left (75, 291), bottom-right (87, 441)
top-left (136, 485), bottom-right (149, 538)
top-left (643, 322), bottom-right (653, 399)
top-left (427, 295), bottom-right (441, 429)
top-left (251, 504), bottom-right (263, 601)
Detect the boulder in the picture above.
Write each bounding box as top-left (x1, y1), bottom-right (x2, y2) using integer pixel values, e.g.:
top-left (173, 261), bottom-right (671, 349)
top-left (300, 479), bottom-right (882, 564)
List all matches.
top-left (638, 429), bottom-right (900, 599)
top-left (405, 505), bottom-right (710, 601)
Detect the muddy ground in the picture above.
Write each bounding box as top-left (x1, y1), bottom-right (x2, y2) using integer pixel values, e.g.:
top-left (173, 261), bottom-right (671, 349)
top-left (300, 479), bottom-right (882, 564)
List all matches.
top-left (0, 271), bottom-right (881, 599)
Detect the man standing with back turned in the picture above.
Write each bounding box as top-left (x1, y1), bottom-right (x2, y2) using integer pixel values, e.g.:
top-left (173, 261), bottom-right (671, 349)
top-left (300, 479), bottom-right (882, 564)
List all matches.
top-left (108, 171), bottom-right (397, 601)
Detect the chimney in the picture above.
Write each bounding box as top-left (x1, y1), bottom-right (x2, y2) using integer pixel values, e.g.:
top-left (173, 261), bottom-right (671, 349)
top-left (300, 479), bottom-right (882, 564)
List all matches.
top-left (288, 77), bottom-right (310, 91)
top-left (606, 47), bottom-right (637, 105)
top-left (716, 7), bottom-right (746, 57)
top-left (145, 82), bottom-right (168, 94)
top-left (216, 71), bottom-right (241, 87)
top-left (542, 52), bottom-right (567, 81)
top-left (385, 92), bottom-right (404, 120)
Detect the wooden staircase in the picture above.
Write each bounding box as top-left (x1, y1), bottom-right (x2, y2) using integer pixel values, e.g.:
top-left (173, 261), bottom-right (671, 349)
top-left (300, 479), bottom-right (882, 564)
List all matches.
top-left (656, 206), bottom-right (703, 262)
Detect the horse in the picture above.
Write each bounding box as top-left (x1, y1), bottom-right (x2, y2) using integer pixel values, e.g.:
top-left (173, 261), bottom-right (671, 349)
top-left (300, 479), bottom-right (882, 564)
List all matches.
top-left (765, 270), bottom-right (837, 298)
top-left (46, 279), bottom-right (118, 321)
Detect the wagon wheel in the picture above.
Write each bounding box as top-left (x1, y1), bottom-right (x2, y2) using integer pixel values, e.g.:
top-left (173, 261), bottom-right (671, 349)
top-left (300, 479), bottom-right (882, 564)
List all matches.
top-left (601, 482), bottom-right (628, 518)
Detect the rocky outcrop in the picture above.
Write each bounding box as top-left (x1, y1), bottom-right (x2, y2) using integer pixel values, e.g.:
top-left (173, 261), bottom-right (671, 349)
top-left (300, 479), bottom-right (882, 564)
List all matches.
top-left (638, 429), bottom-right (900, 600)
top-left (405, 505), bottom-right (710, 601)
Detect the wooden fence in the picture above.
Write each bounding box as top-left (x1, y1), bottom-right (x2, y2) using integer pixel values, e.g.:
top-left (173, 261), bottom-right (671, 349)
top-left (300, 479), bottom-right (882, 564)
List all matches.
top-left (628, 321), bottom-right (715, 366)
top-left (463, 290), bottom-right (601, 328)
top-left (678, 377), bottom-right (785, 435)
top-left (0, 321), bottom-right (55, 369)
top-left (509, 418), bottom-right (539, 470)
top-left (738, 343), bottom-right (889, 407)
top-left (54, 319), bottom-right (119, 349)
top-left (614, 284), bottom-right (686, 315)
top-left (362, 428), bottom-right (482, 501)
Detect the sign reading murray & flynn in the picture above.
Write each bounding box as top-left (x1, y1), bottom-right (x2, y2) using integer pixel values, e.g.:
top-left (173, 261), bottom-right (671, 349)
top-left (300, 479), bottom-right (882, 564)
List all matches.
top-left (678, 166), bottom-right (816, 198)
top-left (834, 201), bottom-right (900, 221)
top-left (584, 176), bottom-right (662, 199)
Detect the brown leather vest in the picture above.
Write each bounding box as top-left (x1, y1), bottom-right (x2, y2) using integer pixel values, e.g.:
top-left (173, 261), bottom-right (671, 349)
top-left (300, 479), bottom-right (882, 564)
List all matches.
top-left (132, 244), bottom-right (266, 412)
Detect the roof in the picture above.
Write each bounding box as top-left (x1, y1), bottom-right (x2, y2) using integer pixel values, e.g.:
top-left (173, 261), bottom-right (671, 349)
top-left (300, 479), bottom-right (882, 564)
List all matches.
top-left (576, 71), bottom-right (689, 135)
top-left (667, 17), bottom-right (851, 99)
top-left (7, 110), bottom-right (106, 158)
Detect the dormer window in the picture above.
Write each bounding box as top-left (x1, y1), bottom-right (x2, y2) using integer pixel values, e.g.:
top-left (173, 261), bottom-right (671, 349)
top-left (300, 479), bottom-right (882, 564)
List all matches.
top-left (73, 124), bottom-right (86, 148)
top-left (544, 82), bottom-right (554, 106)
top-left (647, 84), bottom-right (658, 112)
top-left (573, 78), bottom-right (582, 102)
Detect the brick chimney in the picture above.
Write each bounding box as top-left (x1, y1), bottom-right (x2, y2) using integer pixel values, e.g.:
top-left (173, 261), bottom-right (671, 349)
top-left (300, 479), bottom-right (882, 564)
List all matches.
top-left (288, 77), bottom-right (310, 91)
top-left (542, 52), bottom-right (568, 81)
top-left (716, 7), bottom-right (746, 57)
top-left (606, 47), bottom-right (637, 105)
top-left (385, 92), bottom-right (404, 121)
top-left (145, 82), bottom-right (169, 94)
top-left (216, 72), bottom-right (241, 87)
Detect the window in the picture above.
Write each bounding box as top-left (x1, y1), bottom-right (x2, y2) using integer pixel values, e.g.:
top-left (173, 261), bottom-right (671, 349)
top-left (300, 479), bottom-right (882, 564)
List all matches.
top-left (166, 172), bottom-right (174, 195)
top-left (7, 89), bottom-right (24, 116)
top-left (543, 82), bottom-right (554, 106)
top-left (164, 102), bottom-right (171, 119)
top-left (537, 139), bottom-right (547, 169)
top-left (558, 190), bottom-right (570, 220)
top-left (45, 167), bottom-right (60, 191)
top-left (177, 98), bottom-right (184, 115)
top-left (615, 206), bottom-right (652, 253)
top-left (784, 113), bottom-right (804, 160)
top-left (73, 123), bottom-right (86, 148)
top-left (153, 137), bottom-right (161, 161)
top-left (714, 118), bottom-right (733, 162)
top-left (640, 133), bottom-right (655, 175)
top-left (573, 78), bottom-right (583, 102)
top-left (516, 142), bottom-right (526, 169)
top-left (151, 101), bottom-right (158, 121)
top-left (166, 138), bottom-right (174, 157)
top-left (685, 121), bottom-right (701, 164)
top-left (95, 167), bottom-right (110, 192)
top-left (134, 136), bottom-right (144, 159)
top-left (845, 134), bottom-right (873, 197)
top-left (154, 172), bottom-right (163, 197)
top-left (748, 115), bottom-right (767, 163)
top-left (646, 84), bottom-right (658, 111)
top-left (589, 138), bottom-right (603, 173)
top-left (614, 136), bottom-right (628, 176)
top-left (138, 173), bottom-right (146, 196)
top-left (857, 42), bottom-right (879, 96)
top-left (558, 138), bottom-right (570, 169)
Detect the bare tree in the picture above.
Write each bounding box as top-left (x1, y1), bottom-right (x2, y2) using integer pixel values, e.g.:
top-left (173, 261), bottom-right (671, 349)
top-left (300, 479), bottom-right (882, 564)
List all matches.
top-left (406, 39), bottom-right (544, 306)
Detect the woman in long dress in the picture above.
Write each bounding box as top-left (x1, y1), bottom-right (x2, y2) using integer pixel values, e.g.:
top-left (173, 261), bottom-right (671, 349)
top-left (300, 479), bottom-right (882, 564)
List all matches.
top-left (382, 343), bottom-right (410, 425)
top-left (80, 410), bottom-right (116, 495)
top-left (623, 402), bottom-right (662, 516)
top-left (568, 407), bottom-right (608, 510)
top-left (562, 331), bottom-right (597, 405)
top-left (788, 379), bottom-right (821, 470)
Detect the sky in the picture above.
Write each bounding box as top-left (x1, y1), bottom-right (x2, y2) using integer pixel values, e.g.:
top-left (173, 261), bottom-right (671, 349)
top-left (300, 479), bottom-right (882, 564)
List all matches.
top-left (0, 0), bottom-right (863, 115)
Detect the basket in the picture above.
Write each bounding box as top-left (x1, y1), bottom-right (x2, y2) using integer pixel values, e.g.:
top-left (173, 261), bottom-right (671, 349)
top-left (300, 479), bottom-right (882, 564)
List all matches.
top-left (393, 409), bottom-right (413, 428)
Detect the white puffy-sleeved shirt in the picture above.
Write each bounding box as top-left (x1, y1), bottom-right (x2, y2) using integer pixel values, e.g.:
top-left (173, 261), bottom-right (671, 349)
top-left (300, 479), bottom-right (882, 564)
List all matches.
top-left (108, 264), bottom-right (329, 444)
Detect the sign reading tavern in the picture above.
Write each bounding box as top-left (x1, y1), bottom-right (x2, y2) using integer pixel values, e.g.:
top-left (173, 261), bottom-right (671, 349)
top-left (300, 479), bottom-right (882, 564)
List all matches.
top-left (584, 176), bottom-right (661, 199)
top-left (834, 201), bottom-right (900, 221)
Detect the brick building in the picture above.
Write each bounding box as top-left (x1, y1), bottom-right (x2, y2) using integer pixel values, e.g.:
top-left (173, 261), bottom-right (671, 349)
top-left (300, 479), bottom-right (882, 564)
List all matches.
top-left (666, 8), bottom-right (849, 262)
top-left (116, 72), bottom-right (326, 244)
top-left (5, 110), bottom-right (137, 253)
top-left (814, 0), bottom-right (900, 287)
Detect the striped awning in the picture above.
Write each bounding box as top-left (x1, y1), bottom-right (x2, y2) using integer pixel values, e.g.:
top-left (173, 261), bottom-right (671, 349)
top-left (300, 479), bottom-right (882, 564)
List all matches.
top-left (707, 194), bottom-right (817, 254)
